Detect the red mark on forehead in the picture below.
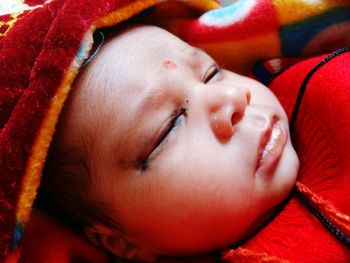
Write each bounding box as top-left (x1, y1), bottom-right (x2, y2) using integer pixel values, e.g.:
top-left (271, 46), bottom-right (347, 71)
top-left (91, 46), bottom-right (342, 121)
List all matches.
top-left (163, 60), bottom-right (177, 69)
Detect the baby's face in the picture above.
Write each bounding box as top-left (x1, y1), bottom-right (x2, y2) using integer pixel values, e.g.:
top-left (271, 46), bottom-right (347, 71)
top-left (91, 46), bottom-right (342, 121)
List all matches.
top-left (66, 26), bottom-right (299, 259)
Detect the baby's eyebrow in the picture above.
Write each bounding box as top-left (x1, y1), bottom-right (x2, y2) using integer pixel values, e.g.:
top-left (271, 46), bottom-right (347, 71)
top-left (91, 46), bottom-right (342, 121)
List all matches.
top-left (116, 86), bottom-right (166, 166)
top-left (135, 86), bottom-right (163, 120)
top-left (191, 47), bottom-right (206, 58)
top-left (187, 47), bottom-right (210, 70)
top-left (131, 46), bottom-right (206, 135)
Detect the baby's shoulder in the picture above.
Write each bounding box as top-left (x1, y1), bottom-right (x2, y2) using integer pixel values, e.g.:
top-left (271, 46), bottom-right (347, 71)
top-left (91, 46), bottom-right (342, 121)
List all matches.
top-left (238, 52), bottom-right (350, 262)
top-left (270, 50), bottom-right (350, 210)
top-left (270, 51), bottom-right (350, 118)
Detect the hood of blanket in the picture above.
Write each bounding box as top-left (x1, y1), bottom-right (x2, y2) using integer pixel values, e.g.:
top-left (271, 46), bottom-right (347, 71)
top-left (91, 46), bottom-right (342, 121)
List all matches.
top-left (0, 0), bottom-right (219, 261)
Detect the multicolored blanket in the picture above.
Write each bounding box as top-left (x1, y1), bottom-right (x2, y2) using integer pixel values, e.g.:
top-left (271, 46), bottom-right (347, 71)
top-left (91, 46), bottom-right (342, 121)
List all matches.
top-left (1, 0), bottom-right (350, 262)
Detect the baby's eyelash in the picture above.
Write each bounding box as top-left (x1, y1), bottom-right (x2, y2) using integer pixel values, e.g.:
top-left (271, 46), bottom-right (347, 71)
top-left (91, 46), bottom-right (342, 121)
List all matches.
top-left (204, 66), bottom-right (221, 83)
top-left (178, 107), bottom-right (187, 117)
top-left (139, 159), bottom-right (149, 172)
top-left (138, 107), bottom-right (187, 173)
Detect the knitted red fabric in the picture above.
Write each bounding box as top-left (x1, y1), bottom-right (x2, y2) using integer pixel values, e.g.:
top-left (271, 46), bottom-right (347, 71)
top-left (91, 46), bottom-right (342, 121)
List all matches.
top-left (223, 53), bottom-right (350, 262)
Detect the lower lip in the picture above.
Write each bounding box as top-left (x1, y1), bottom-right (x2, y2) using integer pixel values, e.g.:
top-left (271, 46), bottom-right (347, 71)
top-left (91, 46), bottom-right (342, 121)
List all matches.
top-left (256, 121), bottom-right (287, 173)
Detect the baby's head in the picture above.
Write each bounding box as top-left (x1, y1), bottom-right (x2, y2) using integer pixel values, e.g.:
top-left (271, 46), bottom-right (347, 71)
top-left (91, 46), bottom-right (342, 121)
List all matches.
top-left (42, 25), bottom-right (299, 261)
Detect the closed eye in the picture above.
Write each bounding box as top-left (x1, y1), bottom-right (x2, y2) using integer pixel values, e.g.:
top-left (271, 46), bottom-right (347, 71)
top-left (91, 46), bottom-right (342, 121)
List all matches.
top-left (204, 65), bottom-right (221, 83)
top-left (139, 107), bottom-right (187, 171)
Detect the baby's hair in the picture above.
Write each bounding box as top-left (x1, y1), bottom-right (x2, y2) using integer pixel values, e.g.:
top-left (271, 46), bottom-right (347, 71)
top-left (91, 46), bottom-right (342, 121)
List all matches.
top-left (37, 27), bottom-right (127, 233)
top-left (38, 143), bottom-right (120, 232)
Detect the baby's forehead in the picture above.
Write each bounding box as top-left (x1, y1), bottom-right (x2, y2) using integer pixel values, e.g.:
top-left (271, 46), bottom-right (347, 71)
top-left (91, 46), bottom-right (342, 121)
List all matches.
top-left (102, 25), bottom-right (191, 64)
top-left (84, 26), bottom-right (203, 95)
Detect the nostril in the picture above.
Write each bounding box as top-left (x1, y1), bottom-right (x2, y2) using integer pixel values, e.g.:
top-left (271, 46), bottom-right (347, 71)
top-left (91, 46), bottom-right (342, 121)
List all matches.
top-left (246, 92), bottom-right (251, 105)
top-left (231, 112), bottom-right (243, 126)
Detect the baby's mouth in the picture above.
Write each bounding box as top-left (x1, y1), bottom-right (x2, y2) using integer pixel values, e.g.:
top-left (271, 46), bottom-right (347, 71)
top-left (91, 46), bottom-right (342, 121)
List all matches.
top-left (256, 118), bottom-right (287, 172)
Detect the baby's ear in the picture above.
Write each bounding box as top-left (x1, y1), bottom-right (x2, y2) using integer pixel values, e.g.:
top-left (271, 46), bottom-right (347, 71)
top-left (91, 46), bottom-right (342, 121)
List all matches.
top-left (84, 224), bottom-right (158, 262)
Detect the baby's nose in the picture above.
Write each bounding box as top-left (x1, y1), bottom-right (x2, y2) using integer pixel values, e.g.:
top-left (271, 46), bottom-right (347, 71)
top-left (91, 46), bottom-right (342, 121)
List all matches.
top-left (209, 85), bottom-right (250, 141)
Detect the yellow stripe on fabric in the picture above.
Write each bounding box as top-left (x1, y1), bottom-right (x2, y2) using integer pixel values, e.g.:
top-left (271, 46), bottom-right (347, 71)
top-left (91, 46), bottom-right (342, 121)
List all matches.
top-left (16, 66), bottom-right (79, 224)
top-left (182, 0), bottom-right (220, 11)
top-left (95, 0), bottom-right (162, 28)
top-left (273, 0), bottom-right (350, 26)
top-left (94, 0), bottom-right (218, 28)
top-left (0, 13), bottom-right (21, 37)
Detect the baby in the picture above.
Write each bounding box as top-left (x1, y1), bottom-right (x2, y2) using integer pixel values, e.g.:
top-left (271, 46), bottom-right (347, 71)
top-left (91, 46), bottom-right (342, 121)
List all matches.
top-left (40, 25), bottom-right (299, 261)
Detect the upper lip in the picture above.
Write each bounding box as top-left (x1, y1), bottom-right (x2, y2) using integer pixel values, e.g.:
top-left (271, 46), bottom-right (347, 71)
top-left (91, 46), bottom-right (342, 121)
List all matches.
top-left (256, 115), bottom-right (278, 169)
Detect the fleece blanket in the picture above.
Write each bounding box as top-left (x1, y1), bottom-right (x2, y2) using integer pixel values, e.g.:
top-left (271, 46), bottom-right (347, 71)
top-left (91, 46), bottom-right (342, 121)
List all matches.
top-left (1, 0), bottom-right (350, 262)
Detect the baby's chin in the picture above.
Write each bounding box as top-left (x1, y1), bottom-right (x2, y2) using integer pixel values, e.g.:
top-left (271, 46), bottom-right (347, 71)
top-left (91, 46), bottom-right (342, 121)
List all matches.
top-left (266, 134), bottom-right (299, 200)
top-left (235, 201), bottom-right (287, 247)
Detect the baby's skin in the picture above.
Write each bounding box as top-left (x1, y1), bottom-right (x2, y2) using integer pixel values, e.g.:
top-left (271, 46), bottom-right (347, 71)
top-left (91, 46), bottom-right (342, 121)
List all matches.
top-left (56, 25), bottom-right (299, 261)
